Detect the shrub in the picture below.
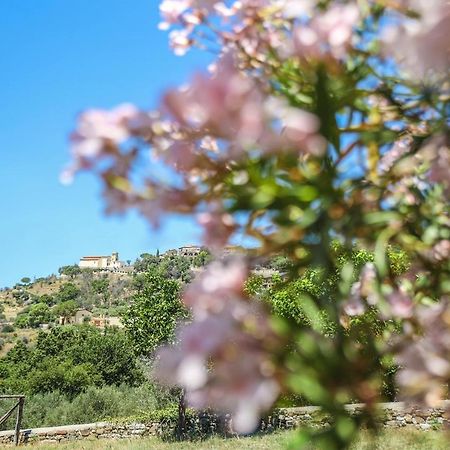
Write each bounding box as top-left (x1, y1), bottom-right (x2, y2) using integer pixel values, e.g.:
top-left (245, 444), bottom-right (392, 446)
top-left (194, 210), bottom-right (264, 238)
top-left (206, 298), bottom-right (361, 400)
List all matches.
top-left (2, 323), bottom-right (15, 333)
top-left (19, 384), bottom-right (160, 428)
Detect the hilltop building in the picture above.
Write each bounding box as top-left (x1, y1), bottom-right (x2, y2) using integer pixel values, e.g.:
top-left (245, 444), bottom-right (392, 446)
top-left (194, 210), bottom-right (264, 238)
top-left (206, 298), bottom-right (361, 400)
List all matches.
top-left (78, 252), bottom-right (122, 270)
top-left (162, 245), bottom-right (245, 259)
top-left (178, 245), bottom-right (203, 257)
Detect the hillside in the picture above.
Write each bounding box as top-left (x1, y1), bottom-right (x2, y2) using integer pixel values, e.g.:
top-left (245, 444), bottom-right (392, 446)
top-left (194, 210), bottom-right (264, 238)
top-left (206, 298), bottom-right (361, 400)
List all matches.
top-left (0, 248), bottom-right (212, 352)
top-left (0, 247), bottom-right (284, 357)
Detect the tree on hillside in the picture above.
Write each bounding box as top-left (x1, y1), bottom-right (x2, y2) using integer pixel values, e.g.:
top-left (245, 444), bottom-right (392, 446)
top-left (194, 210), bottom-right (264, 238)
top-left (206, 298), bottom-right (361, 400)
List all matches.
top-left (55, 283), bottom-right (81, 304)
top-left (91, 277), bottom-right (110, 307)
top-left (53, 300), bottom-right (78, 322)
top-left (123, 267), bottom-right (191, 439)
top-left (122, 270), bottom-right (187, 356)
top-left (159, 255), bottom-right (192, 282)
top-left (192, 249), bottom-right (212, 267)
top-left (39, 294), bottom-right (55, 307)
top-left (15, 303), bottom-right (55, 328)
top-left (133, 253), bottom-right (160, 273)
top-left (58, 265), bottom-right (82, 279)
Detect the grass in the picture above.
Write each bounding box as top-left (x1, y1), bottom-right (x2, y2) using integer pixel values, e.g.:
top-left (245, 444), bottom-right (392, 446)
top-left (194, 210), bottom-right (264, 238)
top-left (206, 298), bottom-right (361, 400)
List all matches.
top-left (8, 429), bottom-right (448, 450)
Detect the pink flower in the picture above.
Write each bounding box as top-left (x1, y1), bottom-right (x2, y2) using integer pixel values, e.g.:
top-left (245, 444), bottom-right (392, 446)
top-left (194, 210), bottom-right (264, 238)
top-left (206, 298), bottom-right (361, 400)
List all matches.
top-left (183, 257), bottom-right (248, 318)
top-left (214, 2), bottom-right (240, 18)
top-left (186, 351), bottom-right (279, 433)
top-left (159, 0), bottom-right (192, 30)
top-left (59, 166), bottom-right (77, 185)
top-left (383, 0), bottom-right (450, 78)
top-left (379, 139), bottom-right (411, 174)
top-left (164, 55), bottom-right (265, 147)
top-left (341, 263), bottom-right (377, 317)
top-left (169, 29), bottom-right (193, 56)
top-left (279, 0), bottom-right (314, 19)
top-left (155, 257), bottom-right (280, 433)
top-left (164, 140), bottom-right (198, 171)
top-left (429, 147), bottom-right (450, 193)
top-left (421, 135), bottom-right (450, 197)
top-left (429, 240), bottom-right (450, 263)
top-left (386, 288), bottom-right (413, 319)
top-left (293, 3), bottom-right (360, 60)
top-left (343, 282), bottom-right (366, 316)
top-left (315, 4), bottom-right (359, 53)
top-left (396, 300), bottom-right (450, 407)
top-left (197, 209), bottom-right (236, 249)
top-left (69, 104), bottom-right (153, 159)
top-left (159, 0), bottom-right (229, 34)
top-left (164, 56), bottom-right (324, 158)
top-left (274, 102), bottom-right (325, 155)
top-left (135, 184), bottom-right (199, 227)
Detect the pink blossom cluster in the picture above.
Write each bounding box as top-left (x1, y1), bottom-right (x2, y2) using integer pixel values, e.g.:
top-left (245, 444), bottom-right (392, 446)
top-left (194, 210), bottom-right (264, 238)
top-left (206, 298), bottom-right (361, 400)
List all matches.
top-left (396, 300), bottom-right (450, 409)
top-left (197, 207), bottom-right (236, 249)
top-left (159, 0), bottom-right (449, 81)
top-left (342, 263), bottom-right (415, 320)
top-left (342, 263), bottom-right (377, 317)
top-left (163, 56), bottom-right (324, 157)
top-left (292, 3), bottom-right (360, 60)
top-left (383, 0), bottom-right (450, 78)
top-left (418, 134), bottom-right (450, 198)
top-left (159, 0), bottom-right (267, 56)
top-left (61, 104), bottom-right (157, 185)
top-left (380, 134), bottom-right (450, 208)
top-left (378, 138), bottom-right (412, 175)
top-left (159, 0), bottom-right (363, 64)
top-left (428, 240), bottom-right (450, 263)
top-left (64, 53), bottom-right (325, 239)
top-left (155, 258), bottom-right (281, 433)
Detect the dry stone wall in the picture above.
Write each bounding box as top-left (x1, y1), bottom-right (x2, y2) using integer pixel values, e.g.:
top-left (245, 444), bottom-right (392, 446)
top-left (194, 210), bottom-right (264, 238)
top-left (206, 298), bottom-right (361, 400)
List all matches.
top-left (261, 402), bottom-right (449, 432)
top-left (0, 401), bottom-right (448, 446)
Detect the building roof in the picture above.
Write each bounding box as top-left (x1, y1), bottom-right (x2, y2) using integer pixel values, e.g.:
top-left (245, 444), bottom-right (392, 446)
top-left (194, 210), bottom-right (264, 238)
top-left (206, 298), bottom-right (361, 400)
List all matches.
top-left (80, 256), bottom-right (108, 260)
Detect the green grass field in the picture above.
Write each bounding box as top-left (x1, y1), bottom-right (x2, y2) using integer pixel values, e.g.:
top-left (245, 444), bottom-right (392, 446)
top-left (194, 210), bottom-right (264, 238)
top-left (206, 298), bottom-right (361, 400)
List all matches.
top-left (11, 429), bottom-right (448, 450)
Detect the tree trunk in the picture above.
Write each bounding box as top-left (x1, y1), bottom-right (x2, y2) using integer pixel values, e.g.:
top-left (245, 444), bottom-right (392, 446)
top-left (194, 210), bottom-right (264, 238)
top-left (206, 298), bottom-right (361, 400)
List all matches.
top-left (176, 388), bottom-right (186, 440)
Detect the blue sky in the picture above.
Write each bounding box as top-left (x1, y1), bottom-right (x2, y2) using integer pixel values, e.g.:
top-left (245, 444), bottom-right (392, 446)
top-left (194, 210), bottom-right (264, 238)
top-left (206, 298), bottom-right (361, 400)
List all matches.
top-left (0, 0), bottom-right (213, 287)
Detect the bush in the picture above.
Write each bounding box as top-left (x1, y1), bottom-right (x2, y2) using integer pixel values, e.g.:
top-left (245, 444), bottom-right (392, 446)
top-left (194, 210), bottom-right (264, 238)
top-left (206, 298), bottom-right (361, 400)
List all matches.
top-left (2, 323), bottom-right (15, 333)
top-left (0, 325), bottom-right (144, 397)
top-left (19, 384), bottom-right (160, 428)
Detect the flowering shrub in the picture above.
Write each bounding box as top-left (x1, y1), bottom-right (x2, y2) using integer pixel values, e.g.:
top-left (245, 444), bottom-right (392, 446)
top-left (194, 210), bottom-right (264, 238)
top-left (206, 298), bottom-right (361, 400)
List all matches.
top-left (64, 1), bottom-right (449, 448)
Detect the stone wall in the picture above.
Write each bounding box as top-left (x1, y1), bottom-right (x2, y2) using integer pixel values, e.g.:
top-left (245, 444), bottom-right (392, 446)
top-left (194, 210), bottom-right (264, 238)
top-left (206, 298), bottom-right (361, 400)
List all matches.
top-left (261, 401), bottom-right (449, 433)
top-left (0, 401), bottom-right (448, 446)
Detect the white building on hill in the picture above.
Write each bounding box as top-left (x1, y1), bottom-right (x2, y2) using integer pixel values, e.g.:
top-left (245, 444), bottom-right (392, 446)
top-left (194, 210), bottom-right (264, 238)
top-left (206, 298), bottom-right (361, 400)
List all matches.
top-left (78, 252), bottom-right (122, 270)
top-left (178, 245), bottom-right (203, 257)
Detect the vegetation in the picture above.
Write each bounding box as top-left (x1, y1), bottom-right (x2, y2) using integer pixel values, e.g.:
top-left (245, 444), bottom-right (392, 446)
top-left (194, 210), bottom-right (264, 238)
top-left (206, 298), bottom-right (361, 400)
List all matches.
top-left (0, 384), bottom-right (163, 430)
top-left (123, 269), bottom-right (187, 356)
top-left (0, 245), bottom-right (411, 426)
top-left (15, 303), bottom-right (55, 329)
top-left (58, 265), bottom-right (82, 279)
top-left (0, 325), bottom-right (144, 397)
top-left (11, 429), bottom-right (450, 450)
